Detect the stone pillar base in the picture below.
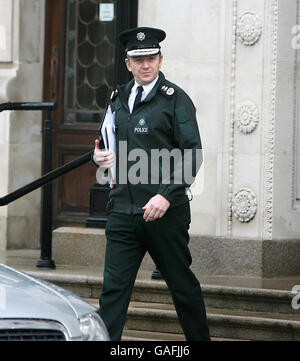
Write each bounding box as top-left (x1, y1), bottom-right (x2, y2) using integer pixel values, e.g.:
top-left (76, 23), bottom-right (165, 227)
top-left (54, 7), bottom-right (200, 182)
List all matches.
top-left (52, 227), bottom-right (300, 278)
top-left (189, 236), bottom-right (300, 277)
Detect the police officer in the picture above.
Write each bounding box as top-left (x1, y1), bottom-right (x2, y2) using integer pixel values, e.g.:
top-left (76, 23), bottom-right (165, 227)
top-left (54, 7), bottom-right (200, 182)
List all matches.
top-left (93, 27), bottom-right (210, 341)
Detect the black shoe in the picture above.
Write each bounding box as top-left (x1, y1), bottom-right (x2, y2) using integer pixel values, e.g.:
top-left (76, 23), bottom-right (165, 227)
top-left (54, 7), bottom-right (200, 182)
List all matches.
top-left (151, 268), bottom-right (164, 280)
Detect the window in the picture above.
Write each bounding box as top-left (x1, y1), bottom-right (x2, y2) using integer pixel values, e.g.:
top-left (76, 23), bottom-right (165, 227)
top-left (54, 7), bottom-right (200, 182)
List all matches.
top-left (64, 0), bottom-right (117, 124)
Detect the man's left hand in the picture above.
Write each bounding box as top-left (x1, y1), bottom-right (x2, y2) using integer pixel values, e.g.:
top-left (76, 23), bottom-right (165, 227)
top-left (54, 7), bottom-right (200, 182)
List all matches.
top-left (142, 194), bottom-right (170, 222)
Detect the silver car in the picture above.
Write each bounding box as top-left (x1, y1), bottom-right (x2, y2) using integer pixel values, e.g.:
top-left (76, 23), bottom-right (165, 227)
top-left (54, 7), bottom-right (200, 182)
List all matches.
top-left (0, 264), bottom-right (109, 341)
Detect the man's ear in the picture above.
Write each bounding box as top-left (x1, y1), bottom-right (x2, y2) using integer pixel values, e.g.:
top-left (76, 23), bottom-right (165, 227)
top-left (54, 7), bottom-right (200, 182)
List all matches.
top-left (125, 58), bottom-right (131, 72)
top-left (159, 54), bottom-right (163, 68)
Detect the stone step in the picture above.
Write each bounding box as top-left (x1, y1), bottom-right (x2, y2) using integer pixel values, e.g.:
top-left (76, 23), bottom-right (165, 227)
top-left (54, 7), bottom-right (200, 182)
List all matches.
top-left (126, 306), bottom-right (300, 341)
top-left (27, 270), bottom-right (298, 315)
top-left (85, 298), bottom-right (300, 341)
top-left (52, 227), bottom-right (156, 271)
top-left (121, 329), bottom-right (244, 342)
top-left (24, 269), bottom-right (300, 341)
top-left (86, 298), bottom-right (245, 341)
top-left (5, 250), bottom-right (300, 341)
top-left (122, 329), bottom-right (186, 341)
top-left (51, 226), bottom-right (300, 277)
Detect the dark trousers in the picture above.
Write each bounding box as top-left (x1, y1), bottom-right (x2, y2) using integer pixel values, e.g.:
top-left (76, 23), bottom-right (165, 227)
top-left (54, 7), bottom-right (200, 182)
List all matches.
top-left (98, 202), bottom-right (210, 341)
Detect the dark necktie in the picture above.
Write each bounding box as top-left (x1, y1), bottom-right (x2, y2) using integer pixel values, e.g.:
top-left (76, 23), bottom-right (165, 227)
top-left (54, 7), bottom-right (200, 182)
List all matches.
top-left (133, 85), bottom-right (143, 111)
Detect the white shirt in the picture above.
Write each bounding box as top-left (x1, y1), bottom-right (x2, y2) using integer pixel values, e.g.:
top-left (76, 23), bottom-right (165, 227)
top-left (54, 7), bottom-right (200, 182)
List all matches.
top-left (128, 76), bottom-right (159, 113)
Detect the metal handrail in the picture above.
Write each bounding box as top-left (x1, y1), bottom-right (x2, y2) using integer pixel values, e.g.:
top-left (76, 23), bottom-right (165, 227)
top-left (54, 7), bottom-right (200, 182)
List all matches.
top-left (0, 152), bottom-right (93, 207)
top-left (0, 102), bottom-right (92, 269)
top-left (0, 102), bottom-right (56, 112)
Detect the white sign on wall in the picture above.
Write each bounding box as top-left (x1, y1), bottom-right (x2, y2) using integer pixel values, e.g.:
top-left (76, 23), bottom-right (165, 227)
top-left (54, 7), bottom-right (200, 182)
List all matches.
top-left (99, 3), bottom-right (114, 22)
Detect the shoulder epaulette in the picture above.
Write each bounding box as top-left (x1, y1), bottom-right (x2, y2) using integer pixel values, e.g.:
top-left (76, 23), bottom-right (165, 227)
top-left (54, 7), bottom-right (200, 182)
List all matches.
top-left (160, 84), bottom-right (175, 97)
top-left (109, 89), bottom-right (119, 103)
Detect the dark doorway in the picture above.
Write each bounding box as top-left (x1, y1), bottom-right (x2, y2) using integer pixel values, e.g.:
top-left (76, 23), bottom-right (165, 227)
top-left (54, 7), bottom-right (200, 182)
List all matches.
top-left (43, 0), bottom-right (138, 227)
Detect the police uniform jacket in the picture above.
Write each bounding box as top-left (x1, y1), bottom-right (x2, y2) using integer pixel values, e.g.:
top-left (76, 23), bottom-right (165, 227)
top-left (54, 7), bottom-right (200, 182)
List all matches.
top-left (106, 71), bottom-right (202, 215)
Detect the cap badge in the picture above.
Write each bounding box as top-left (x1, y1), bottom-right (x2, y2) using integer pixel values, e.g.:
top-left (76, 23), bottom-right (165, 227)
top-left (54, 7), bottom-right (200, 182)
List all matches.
top-left (137, 32), bottom-right (146, 41)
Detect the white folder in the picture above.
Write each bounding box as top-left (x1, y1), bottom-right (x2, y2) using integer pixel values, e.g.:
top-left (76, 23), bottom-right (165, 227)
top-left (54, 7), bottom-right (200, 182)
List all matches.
top-left (100, 106), bottom-right (116, 188)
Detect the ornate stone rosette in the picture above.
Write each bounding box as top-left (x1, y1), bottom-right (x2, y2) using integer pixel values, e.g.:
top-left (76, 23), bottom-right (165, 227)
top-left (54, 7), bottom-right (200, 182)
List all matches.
top-left (235, 100), bottom-right (259, 134)
top-left (232, 188), bottom-right (257, 222)
top-left (237, 11), bottom-right (262, 46)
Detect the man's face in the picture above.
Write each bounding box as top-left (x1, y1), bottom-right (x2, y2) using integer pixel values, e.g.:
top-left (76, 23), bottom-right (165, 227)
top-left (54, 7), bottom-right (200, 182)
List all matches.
top-left (125, 54), bottom-right (163, 85)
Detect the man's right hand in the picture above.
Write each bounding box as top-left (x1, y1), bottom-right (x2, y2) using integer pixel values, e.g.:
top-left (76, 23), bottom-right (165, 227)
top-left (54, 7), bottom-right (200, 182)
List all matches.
top-left (93, 139), bottom-right (115, 169)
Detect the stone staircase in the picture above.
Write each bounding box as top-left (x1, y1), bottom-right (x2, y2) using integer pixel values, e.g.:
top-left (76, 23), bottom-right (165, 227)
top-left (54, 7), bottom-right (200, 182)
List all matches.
top-left (3, 225), bottom-right (300, 341)
top-left (25, 268), bottom-right (300, 341)
top-left (44, 226), bottom-right (300, 341)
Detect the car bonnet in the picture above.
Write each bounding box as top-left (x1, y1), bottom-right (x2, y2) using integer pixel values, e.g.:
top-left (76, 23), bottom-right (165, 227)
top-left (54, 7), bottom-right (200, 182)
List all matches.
top-left (0, 264), bottom-right (96, 339)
